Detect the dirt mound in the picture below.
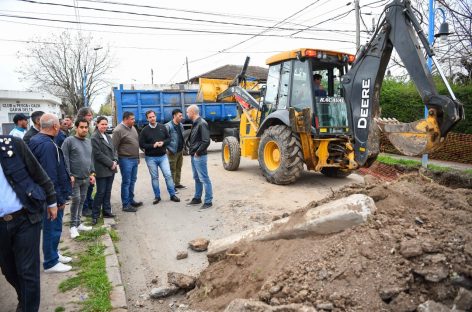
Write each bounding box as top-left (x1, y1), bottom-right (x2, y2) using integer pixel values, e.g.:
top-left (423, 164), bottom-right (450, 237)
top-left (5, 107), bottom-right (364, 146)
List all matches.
top-left (188, 176), bottom-right (472, 311)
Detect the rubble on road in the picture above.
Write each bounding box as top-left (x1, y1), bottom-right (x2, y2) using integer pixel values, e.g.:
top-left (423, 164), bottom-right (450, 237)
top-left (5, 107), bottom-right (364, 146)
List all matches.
top-left (168, 272), bottom-right (196, 290)
top-left (189, 238), bottom-right (210, 252)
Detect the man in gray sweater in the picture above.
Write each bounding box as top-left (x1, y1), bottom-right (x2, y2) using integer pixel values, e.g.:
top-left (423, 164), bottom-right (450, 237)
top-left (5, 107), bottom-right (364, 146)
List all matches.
top-left (62, 117), bottom-right (96, 239)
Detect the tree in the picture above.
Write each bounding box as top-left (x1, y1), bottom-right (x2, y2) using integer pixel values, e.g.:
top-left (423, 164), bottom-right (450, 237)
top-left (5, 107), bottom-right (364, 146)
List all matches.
top-left (19, 31), bottom-right (113, 114)
top-left (98, 93), bottom-right (112, 116)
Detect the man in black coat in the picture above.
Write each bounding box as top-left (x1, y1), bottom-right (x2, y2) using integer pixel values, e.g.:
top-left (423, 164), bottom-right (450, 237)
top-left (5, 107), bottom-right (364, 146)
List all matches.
top-left (23, 110), bottom-right (44, 145)
top-left (0, 135), bottom-right (57, 312)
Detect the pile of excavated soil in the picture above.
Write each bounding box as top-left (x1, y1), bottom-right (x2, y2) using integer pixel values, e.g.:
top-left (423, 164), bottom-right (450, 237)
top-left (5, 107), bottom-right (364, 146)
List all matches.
top-left (188, 174), bottom-right (472, 311)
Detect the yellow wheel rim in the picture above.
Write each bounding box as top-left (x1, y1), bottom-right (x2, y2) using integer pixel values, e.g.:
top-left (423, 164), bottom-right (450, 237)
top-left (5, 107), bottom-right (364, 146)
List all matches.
top-left (223, 144), bottom-right (230, 163)
top-left (264, 141), bottom-right (281, 171)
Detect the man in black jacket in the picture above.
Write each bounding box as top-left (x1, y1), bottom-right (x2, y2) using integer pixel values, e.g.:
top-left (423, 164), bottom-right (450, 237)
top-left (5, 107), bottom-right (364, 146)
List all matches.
top-left (186, 105), bottom-right (213, 209)
top-left (23, 110), bottom-right (44, 144)
top-left (139, 110), bottom-right (180, 204)
top-left (0, 135), bottom-right (57, 312)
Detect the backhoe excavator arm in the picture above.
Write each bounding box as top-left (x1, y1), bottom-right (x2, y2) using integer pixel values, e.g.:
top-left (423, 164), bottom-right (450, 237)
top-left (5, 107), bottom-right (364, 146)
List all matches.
top-left (342, 0), bottom-right (464, 166)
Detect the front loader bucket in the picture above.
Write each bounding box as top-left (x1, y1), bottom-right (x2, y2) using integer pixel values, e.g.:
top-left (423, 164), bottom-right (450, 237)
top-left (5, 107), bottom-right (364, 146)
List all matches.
top-left (376, 110), bottom-right (443, 156)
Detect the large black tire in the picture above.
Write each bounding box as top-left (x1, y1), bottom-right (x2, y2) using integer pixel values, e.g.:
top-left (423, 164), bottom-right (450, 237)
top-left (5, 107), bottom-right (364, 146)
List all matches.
top-left (183, 129), bottom-right (191, 156)
top-left (222, 136), bottom-right (241, 171)
top-left (320, 167), bottom-right (352, 178)
top-left (258, 125), bottom-right (303, 185)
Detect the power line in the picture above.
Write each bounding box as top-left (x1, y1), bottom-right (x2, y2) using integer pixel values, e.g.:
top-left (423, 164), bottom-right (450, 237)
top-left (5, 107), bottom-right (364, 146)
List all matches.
top-left (17, 0), bottom-right (309, 33)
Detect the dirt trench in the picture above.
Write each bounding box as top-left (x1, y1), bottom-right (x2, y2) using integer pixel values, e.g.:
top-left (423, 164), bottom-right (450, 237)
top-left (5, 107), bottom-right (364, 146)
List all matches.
top-left (187, 174), bottom-right (472, 311)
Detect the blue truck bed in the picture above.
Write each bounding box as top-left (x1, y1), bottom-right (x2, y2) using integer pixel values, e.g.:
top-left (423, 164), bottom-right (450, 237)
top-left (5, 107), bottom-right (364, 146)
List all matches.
top-left (113, 85), bottom-right (239, 128)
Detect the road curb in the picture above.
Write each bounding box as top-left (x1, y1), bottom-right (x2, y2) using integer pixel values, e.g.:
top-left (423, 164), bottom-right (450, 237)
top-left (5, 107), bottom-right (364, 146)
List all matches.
top-left (103, 218), bottom-right (128, 310)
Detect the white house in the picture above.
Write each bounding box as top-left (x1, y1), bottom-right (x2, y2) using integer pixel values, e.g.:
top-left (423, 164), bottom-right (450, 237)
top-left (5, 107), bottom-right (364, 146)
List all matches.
top-left (0, 90), bottom-right (62, 135)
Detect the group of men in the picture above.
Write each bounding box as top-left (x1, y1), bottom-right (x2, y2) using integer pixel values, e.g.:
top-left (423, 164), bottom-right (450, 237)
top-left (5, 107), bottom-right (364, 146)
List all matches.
top-left (0, 103), bottom-right (213, 311)
top-left (114, 104), bottom-right (213, 211)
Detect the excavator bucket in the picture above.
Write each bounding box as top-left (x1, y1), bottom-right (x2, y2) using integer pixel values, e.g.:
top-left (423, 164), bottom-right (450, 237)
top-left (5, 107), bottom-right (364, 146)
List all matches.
top-left (376, 109), bottom-right (443, 156)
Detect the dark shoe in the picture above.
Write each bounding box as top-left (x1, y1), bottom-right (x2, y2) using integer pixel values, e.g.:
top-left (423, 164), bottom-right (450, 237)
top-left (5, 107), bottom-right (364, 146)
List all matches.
top-left (175, 184), bottom-right (186, 189)
top-left (131, 201), bottom-right (143, 208)
top-left (170, 195), bottom-right (180, 202)
top-left (200, 203), bottom-right (213, 209)
top-left (187, 198), bottom-right (202, 205)
top-left (92, 218), bottom-right (98, 226)
top-left (122, 205), bottom-right (137, 212)
top-left (102, 213), bottom-right (115, 218)
top-left (153, 197), bottom-right (161, 205)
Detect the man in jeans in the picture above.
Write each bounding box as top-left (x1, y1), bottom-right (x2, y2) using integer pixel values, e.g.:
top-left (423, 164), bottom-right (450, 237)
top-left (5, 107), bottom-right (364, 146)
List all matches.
top-left (186, 105), bottom-right (213, 209)
top-left (112, 111), bottom-right (142, 212)
top-left (62, 117), bottom-right (95, 239)
top-left (165, 109), bottom-right (186, 190)
top-left (29, 114), bottom-right (72, 273)
top-left (139, 110), bottom-right (180, 204)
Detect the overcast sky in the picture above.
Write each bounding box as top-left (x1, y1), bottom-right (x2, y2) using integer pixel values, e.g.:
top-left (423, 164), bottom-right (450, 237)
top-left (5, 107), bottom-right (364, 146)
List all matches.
top-left (0, 0), bottom-right (389, 111)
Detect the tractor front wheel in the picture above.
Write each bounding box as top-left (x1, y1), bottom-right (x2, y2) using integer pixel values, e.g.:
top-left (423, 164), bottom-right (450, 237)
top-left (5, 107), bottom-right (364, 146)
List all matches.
top-left (222, 136), bottom-right (241, 171)
top-left (258, 125), bottom-right (303, 185)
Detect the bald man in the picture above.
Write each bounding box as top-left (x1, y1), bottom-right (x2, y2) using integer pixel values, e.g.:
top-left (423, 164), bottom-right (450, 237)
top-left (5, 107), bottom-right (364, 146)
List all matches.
top-left (29, 114), bottom-right (72, 273)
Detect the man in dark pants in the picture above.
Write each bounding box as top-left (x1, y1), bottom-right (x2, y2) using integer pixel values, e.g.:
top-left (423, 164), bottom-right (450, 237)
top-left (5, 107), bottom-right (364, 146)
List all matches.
top-left (29, 114), bottom-right (73, 273)
top-left (0, 135), bottom-right (57, 312)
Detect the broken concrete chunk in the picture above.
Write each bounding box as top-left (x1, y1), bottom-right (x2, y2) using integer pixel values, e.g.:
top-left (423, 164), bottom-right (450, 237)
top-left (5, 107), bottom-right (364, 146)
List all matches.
top-left (453, 287), bottom-right (472, 311)
top-left (417, 300), bottom-right (451, 312)
top-left (167, 272), bottom-right (196, 290)
top-left (176, 251), bottom-right (188, 260)
top-left (413, 264), bottom-right (449, 283)
top-left (189, 238), bottom-right (209, 252)
top-left (379, 286), bottom-right (404, 301)
top-left (316, 302), bottom-right (334, 310)
top-left (150, 286), bottom-right (179, 299)
top-left (224, 298), bottom-right (317, 312)
top-left (400, 240), bottom-right (423, 258)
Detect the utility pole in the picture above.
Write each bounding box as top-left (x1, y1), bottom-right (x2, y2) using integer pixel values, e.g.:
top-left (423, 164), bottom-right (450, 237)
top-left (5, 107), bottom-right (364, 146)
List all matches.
top-left (151, 68), bottom-right (154, 84)
top-left (186, 57), bottom-right (190, 85)
top-left (355, 0), bottom-right (361, 51)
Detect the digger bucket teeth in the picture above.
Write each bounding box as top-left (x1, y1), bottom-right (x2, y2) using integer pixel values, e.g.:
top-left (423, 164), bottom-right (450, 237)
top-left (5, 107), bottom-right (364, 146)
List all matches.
top-left (375, 110), bottom-right (443, 156)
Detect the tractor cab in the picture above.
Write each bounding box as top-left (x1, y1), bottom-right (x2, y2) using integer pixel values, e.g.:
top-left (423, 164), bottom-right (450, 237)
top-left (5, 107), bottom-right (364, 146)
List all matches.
top-left (263, 48), bottom-right (355, 137)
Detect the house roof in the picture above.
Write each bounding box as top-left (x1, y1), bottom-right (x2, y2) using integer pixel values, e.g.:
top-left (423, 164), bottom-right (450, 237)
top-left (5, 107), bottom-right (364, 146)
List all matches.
top-left (185, 64), bottom-right (268, 83)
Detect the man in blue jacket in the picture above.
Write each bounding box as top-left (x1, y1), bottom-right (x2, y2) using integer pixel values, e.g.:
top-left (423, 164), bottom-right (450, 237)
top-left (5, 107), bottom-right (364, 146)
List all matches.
top-left (29, 114), bottom-right (73, 273)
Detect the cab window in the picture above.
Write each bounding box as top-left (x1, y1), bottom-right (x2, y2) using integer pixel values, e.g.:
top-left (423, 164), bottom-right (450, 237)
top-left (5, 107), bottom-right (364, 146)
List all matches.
top-left (277, 61), bottom-right (291, 110)
top-left (291, 61), bottom-right (312, 110)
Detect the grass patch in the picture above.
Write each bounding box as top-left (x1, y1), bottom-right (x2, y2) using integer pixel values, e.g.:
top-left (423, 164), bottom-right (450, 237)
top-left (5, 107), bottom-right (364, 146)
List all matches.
top-left (108, 228), bottom-right (120, 242)
top-left (376, 155), bottom-right (420, 168)
top-left (59, 276), bottom-right (81, 292)
top-left (60, 227), bottom-right (112, 311)
top-left (465, 169), bottom-right (472, 176)
top-left (55, 307), bottom-right (65, 312)
top-left (75, 227), bottom-right (107, 242)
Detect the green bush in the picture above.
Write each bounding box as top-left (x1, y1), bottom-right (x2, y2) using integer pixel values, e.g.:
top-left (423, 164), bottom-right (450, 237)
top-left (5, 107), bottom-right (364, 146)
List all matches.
top-left (379, 78), bottom-right (471, 134)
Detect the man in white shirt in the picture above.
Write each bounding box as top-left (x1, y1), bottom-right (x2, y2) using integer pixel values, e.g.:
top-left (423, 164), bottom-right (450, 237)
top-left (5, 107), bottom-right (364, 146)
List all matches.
top-left (9, 113), bottom-right (28, 139)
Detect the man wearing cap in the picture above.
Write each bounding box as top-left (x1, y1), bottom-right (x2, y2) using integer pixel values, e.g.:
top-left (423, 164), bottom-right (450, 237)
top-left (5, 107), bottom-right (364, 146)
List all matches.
top-left (9, 113), bottom-right (28, 139)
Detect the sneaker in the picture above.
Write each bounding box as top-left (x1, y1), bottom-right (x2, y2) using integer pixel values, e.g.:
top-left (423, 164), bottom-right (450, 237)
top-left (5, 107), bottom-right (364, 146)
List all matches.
top-left (58, 254), bottom-right (72, 264)
top-left (77, 224), bottom-right (92, 231)
top-left (122, 205), bottom-right (137, 212)
top-left (153, 197), bottom-right (161, 205)
top-left (131, 201), bottom-right (143, 208)
top-left (70, 226), bottom-right (80, 239)
top-left (170, 195), bottom-right (180, 202)
top-left (200, 203), bottom-right (213, 209)
top-left (187, 198), bottom-right (202, 205)
top-left (175, 184), bottom-right (186, 189)
top-left (44, 262), bottom-right (72, 273)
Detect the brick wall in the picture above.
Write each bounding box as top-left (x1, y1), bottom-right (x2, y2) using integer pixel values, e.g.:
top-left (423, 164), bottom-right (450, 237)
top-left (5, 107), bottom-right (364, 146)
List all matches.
top-left (380, 132), bottom-right (472, 164)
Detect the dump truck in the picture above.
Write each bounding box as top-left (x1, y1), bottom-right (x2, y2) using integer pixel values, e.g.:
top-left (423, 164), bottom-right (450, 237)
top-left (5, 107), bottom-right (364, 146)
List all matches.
top-left (198, 0), bottom-right (464, 185)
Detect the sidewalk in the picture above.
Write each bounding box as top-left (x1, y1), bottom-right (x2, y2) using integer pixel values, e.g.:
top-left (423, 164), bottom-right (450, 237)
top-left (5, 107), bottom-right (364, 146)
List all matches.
top-left (381, 153), bottom-right (472, 171)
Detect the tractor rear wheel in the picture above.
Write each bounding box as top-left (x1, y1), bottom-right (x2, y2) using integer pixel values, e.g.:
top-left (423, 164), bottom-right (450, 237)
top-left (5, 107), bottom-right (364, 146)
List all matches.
top-left (222, 136), bottom-right (241, 171)
top-left (258, 125), bottom-right (303, 185)
top-left (320, 167), bottom-right (352, 178)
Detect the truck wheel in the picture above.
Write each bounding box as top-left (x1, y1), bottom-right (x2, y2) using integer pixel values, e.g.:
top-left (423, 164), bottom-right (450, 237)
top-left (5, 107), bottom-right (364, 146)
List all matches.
top-left (258, 125), bottom-right (303, 185)
top-left (183, 129), bottom-right (191, 156)
top-left (320, 167), bottom-right (352, 178)
top-left (222, 136), bottom-right (241, 171)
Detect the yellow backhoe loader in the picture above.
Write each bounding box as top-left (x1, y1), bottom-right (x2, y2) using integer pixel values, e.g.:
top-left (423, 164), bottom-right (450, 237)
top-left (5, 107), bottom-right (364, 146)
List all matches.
top-left (197, 0), bottom-right (464, 185)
